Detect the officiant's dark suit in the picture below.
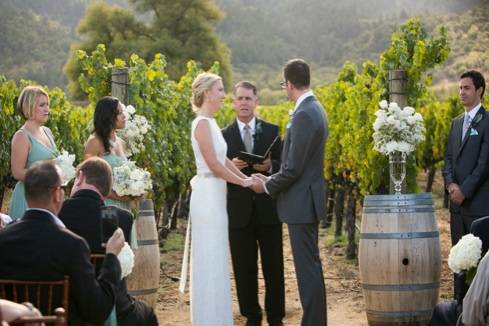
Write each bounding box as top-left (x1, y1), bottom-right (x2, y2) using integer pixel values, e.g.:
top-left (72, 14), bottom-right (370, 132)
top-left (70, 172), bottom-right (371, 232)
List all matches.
top-left (58, 157), bottom-right (158, 326)
top-left (222, 81), bottom-right (285, 326)
top-left (0, 161), bottom-right (122, 326)
top-left (443, 71), bottom-right (489, 246)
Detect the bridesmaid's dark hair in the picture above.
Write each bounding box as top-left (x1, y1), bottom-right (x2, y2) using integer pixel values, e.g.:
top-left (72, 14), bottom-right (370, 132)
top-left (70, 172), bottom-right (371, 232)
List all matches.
top-left (94, 96), bottom-right (120, 153)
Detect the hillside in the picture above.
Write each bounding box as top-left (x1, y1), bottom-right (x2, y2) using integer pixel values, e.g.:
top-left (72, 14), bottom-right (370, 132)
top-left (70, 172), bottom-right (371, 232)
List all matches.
top-left (0, 0), bottom-right (486, 99)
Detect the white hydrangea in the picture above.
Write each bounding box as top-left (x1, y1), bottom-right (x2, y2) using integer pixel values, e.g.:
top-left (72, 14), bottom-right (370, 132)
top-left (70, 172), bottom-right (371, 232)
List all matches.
top-left (117, 242), bottom-right (135, 279)
top-left (117, 104), bottom-right (151, 156)
top-left (54, 150), bottom-right (76, 184)
top-left (112, 160), bottom-right (152, 197)
top-left (448, 234), bottom-right (482, 274)
top-left (372, 100), bottom-right (426, 155)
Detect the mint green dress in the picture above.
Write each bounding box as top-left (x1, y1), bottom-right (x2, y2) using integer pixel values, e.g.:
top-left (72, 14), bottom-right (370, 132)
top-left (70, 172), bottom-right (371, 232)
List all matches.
top-left (9, 127), bottom-right (58, 220)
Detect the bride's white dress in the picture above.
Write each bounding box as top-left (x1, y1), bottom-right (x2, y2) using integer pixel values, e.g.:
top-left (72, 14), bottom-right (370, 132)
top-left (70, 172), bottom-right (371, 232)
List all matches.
top-left (189, 115), bottom-right (233, 325)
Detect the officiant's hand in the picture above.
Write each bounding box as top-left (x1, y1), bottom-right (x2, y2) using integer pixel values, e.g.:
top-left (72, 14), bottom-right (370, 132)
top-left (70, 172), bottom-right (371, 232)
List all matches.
top-left (232, 157), bottom-right (248, 170)
top-left (253, 156), bottom-right (271, 172)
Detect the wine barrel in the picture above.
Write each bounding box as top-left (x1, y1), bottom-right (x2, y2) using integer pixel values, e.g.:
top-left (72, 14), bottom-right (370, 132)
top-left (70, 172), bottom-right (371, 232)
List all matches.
top-left (126, 199), bottom-right (160, 308)
top-left (359, 193), bottom-right (441, 325)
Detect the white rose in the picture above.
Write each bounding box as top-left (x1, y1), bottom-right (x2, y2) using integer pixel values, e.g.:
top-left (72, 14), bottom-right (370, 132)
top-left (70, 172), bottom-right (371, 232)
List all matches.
top-left (379, 100), bottom-right (388, 109)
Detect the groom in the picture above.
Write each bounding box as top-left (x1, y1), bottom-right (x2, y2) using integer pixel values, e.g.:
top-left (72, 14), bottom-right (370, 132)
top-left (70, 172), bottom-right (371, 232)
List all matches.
top-left (252, 58), bottom-right (329, 326)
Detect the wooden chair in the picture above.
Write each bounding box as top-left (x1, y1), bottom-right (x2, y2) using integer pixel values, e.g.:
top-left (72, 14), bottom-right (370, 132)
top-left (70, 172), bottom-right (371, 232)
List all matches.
top-left (90, 254), bottom-right (106, 274)
top-left (0, 276), bottom-right (69, 318)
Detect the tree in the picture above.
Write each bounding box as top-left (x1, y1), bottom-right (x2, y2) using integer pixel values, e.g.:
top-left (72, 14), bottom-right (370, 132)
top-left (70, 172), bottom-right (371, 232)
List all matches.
top-left (64, 0), bottom-right (232, 98)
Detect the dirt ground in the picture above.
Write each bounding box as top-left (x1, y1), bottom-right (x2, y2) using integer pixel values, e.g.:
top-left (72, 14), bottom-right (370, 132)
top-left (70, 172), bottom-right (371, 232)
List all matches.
top-left (154, 173), bottom-right (454, 325)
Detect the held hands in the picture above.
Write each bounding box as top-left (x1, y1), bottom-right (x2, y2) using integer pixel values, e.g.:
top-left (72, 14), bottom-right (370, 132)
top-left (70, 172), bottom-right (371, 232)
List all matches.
top-left (250, 174), bottom-right (269, 193)
top-left (241, 177), bottom-right (254, 188)
top-left (448, 183), bottom-right (465, 205)
top-left (104, 228), bottom-right (125, 256)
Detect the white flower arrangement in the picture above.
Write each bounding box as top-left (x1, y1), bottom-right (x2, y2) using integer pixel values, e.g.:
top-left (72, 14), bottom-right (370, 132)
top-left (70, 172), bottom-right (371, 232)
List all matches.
top-left (54, 150), bottom-right (76, 185)
top-left (372, 100), bottom-right (425, 155)
top-left (112, 160), bottom-right (152, 197)
top-left (117, 242), bottom-right (135, 279)
top-left (448, 233), bottom-right (482, 274)
top-left (117, 104), bottom-right (150, 156)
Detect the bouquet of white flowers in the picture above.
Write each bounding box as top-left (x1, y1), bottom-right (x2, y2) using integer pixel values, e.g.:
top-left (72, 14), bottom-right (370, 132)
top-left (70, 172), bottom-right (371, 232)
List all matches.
top-left (112, 160), bottom-right (152, 197)
top-left (117, 242), bottom-right (135, 279)
top-left (117, 104), bottom-right (150, 156)
top-left (448, 233), bottom-right (482, 284)
top-left (54, 150), bottom-right (76, 185)
top-left (372, 100), bottom-right (425, 155)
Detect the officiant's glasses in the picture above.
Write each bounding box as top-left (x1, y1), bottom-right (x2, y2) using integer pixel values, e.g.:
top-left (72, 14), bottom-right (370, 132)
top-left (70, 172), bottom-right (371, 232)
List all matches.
top-left (280, 80), bottom-right (288, 89)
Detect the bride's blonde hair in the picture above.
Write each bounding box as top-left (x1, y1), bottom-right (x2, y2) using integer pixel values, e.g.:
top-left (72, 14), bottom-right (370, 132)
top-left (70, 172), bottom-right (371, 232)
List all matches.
top-left (191, 72), bottom-right (222, 112)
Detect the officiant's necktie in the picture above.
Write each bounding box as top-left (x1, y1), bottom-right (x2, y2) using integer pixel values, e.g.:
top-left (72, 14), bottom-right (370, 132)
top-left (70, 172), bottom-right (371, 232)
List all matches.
top-left (243, 124), bottom-right (253, 152)
top-left (462, 114), bottom-right (472, 141)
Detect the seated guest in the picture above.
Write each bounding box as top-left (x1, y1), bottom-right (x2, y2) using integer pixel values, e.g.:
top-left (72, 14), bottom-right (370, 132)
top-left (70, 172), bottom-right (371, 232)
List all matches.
top-left (429, 216), bottom-right (489, 326)
top-left (58, 157), bottom-right (158, 326)
top-left (0, 161), bottom-right (124, 326)
top-left (0, 299), bottom-right (42, 323)
top-left (459, 249), bottom-right (489, 325)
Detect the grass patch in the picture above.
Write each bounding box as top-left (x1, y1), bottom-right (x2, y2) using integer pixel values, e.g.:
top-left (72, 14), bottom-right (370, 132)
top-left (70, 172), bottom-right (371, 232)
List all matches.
top-left (160, 230), bottom-right (185, 253)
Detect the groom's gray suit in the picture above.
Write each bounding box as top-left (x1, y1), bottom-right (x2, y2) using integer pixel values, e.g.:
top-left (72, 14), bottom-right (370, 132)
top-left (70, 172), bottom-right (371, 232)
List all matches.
top-left (266, 93), bottom-right (328, 326)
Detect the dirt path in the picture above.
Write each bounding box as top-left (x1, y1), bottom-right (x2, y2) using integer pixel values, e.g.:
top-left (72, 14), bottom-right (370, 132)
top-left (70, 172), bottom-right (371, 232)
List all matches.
top-left (154, 177), bottom-right (453, 325)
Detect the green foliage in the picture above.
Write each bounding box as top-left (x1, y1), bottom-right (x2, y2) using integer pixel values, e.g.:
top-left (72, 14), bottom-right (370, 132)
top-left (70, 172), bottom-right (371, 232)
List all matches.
top-left (65, 0), bottom-right (232, 98)
top-left (254, 18), bottom-right (451, 196)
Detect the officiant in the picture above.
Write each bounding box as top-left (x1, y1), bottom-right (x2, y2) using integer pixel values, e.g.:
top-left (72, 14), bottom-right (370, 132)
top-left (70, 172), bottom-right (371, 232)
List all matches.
top-left (222, 81), bottom-right (285, 326)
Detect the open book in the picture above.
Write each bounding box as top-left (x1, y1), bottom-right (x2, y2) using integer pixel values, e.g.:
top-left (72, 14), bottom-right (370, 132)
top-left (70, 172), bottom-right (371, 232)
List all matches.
top-left (238, 136), bottom-right (279, 165)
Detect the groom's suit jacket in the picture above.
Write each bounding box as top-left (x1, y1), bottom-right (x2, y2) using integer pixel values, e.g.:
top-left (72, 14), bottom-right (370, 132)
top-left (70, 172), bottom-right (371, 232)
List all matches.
top-left (222, 118), bottom-right (282, 228)
top-left (0, 209), bottom-right (121, 326)
top-left (443, 106), bottom-right (489, 217)
top-left (266, 95), bottom-right (328, 224)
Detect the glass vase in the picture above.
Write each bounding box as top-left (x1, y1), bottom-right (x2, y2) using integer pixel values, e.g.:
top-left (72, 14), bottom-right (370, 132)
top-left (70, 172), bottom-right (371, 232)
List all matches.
top-left (389, 151), bottom-right (406, 195)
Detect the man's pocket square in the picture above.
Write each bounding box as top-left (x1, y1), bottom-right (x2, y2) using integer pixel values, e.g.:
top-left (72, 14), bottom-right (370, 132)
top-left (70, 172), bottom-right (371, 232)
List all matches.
top-left (470, 128), bottom-right (479, 136)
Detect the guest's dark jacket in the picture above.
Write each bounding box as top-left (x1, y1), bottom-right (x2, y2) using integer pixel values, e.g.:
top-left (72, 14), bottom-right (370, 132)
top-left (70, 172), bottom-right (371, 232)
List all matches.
top-left (443, 106), bottom-right (489, 216)
top-left (59, 190), bottom-right (155, 326)
top-left (222, 118), bottom-right (282, 228)
top-left (0, 209), bottom-right (121, 326)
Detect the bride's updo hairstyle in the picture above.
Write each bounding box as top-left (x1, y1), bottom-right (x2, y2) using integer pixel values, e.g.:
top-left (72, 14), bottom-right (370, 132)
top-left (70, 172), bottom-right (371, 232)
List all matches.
top-left (191, 72), bottom-right (222, 112)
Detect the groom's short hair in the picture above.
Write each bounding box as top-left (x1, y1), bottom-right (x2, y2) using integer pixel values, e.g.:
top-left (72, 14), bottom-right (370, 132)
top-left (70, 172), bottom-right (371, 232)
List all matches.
top-left (76, 157), bottom-right (113, 197)
top-left (284, 59), bottom-right (310, 89)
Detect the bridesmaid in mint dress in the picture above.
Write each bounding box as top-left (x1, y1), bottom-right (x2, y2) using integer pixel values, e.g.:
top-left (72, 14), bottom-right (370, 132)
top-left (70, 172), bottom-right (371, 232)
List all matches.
top-left (9, 86), bottom-right (58, 220)
top-left (84, 96), bottom-right (132, 326)
top-left (84, 96), bottom-right (136, 241)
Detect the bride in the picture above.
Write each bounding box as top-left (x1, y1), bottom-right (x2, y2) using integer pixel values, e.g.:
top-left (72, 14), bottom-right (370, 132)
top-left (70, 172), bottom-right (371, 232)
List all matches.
top-left (189, 72), bottom-right (253, 325)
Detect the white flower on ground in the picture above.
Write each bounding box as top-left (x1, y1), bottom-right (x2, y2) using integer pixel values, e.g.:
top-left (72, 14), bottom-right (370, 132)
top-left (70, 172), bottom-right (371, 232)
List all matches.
top-left (448, 234), bottom-right (482, 274)
top-left (117, 242), bottom-right (135, 279)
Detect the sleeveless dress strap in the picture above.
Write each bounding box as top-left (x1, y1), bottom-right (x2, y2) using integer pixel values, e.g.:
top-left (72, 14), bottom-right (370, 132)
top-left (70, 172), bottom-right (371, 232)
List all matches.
top-left (42, 126), bottom-right (56, 150)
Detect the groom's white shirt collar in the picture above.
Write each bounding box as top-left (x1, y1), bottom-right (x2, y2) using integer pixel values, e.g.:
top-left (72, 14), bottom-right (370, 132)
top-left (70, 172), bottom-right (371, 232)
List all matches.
top-left (293, 90), bottom-right (314, 113)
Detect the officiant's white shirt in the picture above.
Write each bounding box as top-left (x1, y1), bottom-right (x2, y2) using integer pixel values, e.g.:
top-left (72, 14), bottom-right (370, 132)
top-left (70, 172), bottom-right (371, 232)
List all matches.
top-left (237, 116), bottom-right (256, 151)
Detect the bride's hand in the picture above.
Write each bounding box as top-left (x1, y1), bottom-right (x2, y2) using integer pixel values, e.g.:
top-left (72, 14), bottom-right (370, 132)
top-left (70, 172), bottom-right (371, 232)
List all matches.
top-left (241, 177), bottom-right (253, 188)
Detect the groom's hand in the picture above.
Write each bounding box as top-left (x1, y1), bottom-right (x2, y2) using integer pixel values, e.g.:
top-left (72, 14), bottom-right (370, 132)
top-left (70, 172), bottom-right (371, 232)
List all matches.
top-left (231, 157), bottom-right (248, 170)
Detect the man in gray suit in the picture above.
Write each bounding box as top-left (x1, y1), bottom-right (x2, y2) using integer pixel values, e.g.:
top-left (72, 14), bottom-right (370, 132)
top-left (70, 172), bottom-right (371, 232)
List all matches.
top-left (252, 58), bottom-right (329, 326)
